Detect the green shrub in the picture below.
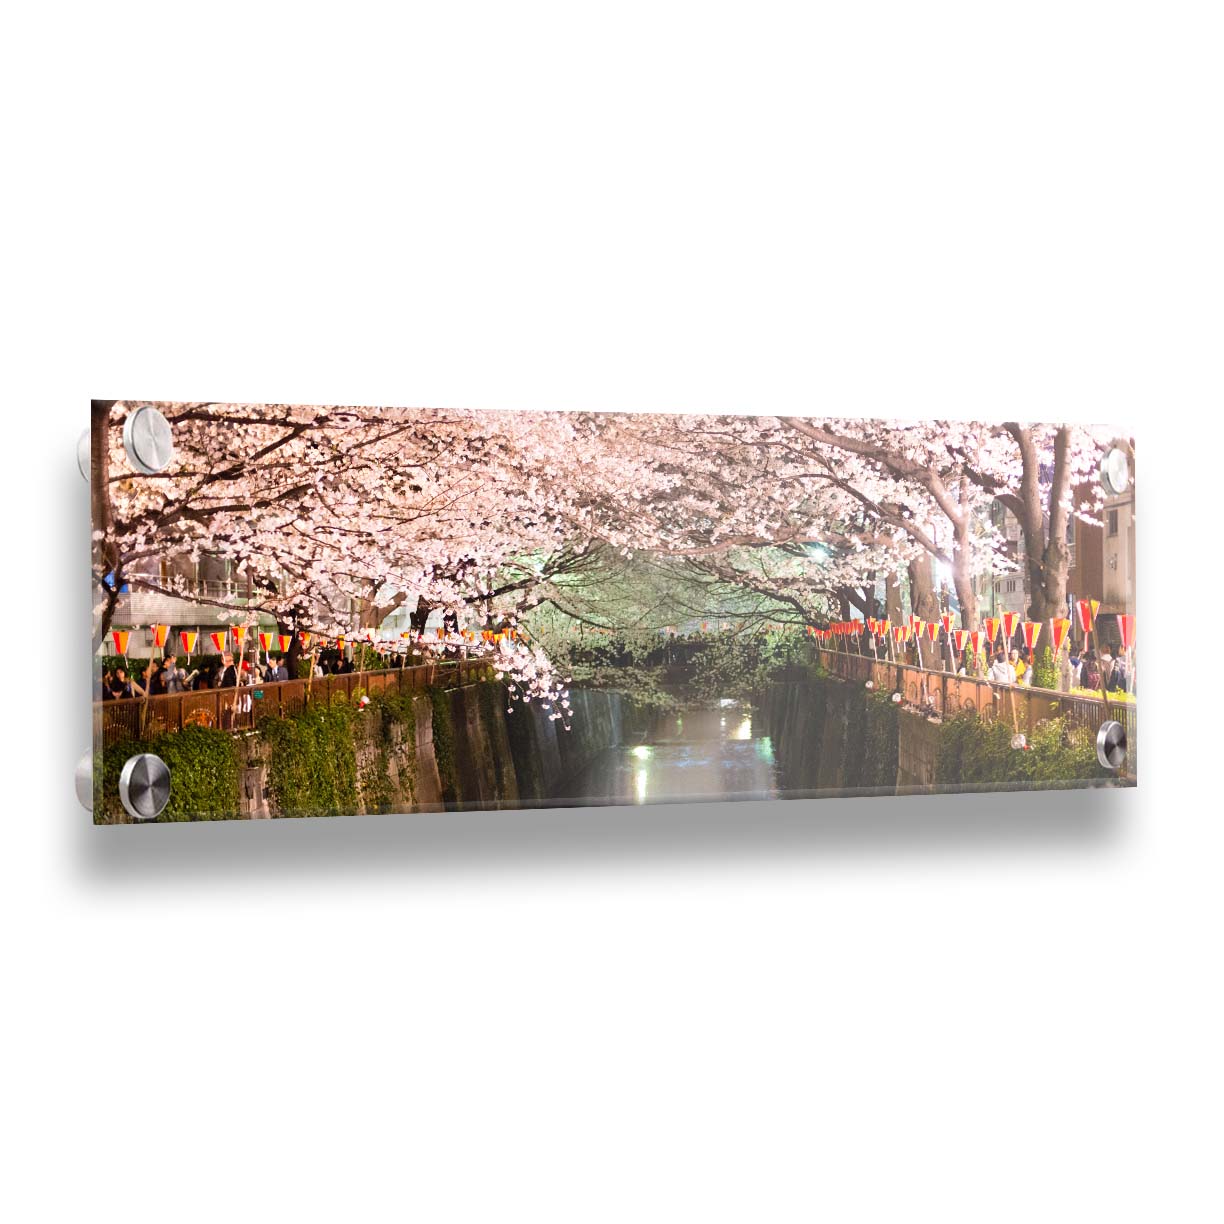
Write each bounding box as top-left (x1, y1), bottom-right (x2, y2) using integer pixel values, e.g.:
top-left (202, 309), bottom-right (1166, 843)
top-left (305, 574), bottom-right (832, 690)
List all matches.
top-left (95, 726), bottom-right (240, 822)
top-left (1031, 646), bottom-right (1059, 691)
top-left (935, 713), bottom-right (1110, 789)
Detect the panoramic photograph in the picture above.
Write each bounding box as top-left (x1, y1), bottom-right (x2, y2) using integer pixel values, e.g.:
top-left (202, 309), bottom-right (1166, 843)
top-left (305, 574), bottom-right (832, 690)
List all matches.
top-left (90, 401), bottom-right (1136, 822)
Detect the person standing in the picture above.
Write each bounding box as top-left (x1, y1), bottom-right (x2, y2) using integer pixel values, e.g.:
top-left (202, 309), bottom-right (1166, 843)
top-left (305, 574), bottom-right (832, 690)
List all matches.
top-left (988, 649), bottom-right (1016, 685)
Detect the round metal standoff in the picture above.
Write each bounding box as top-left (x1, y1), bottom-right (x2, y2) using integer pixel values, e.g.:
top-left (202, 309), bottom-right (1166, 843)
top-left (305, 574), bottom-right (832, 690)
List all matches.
top-left (77, 429), bottom-right (91, 482)
top-left (75, 750), bottom-right (94, 811)
top-left (118, 753), bottom-right (172, 822)
top-left (122, 405), bottom-right (174, 475)
top-left (1095, 720), bottom-right (1127, 771)
top-left (1100, 447), bottom-right (1130, 496)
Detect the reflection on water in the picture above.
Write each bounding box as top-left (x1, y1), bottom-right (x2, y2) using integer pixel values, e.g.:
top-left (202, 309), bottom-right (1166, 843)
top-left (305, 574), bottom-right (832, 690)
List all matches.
top-left (560, 703), bottom-right (778, 806)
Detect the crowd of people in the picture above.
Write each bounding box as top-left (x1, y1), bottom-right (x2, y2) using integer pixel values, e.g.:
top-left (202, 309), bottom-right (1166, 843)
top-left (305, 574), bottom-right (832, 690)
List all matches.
top-left (854, 629), bottom-right (1133, 694)
top-left (99, 651), bottom-right (302, 701)
top-left (97, 645), bottom-right (437, 702)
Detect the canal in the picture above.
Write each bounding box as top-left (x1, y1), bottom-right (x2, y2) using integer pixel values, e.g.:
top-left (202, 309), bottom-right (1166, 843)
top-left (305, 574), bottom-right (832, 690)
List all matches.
top-left (559, 701), bottom-right (779, 806)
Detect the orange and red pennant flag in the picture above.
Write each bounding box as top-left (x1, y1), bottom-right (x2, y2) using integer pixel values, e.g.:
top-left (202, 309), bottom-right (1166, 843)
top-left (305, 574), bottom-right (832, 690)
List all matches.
top-left (970, 630), bottom-right (982, 654)
top-left (983, 617), bottom-right (1000, 644)
top-left (258, 632), bottom-right (274, 652)
top-left (925, 621), bottom-right (938, 643)
top-left (1003, 611), bottom-right (1019, 642)
top-left (210, 631), bottom-right (227, 653)
top-left (1075, 599), bottom-right (1100, 633)
top-left (1117, 614), bottom-right (1135, 650)
top-left (111, 630), bottom-right (130, 655)
top-left (1050, 618), bottom-right (1071, 653)
top-left (151, 624), bottom-right (170, 649)
top-left (1021, 621), bottom-right (1042, 650)
top-left (300, 632), bottom-right (313, 650)
top-left (231, 625), bottom-right (247, 647)
top-left (179, 630), bottom-right (197, 655)
top-left (277, 634), bottom-right (291, 652)
top-left (953, 629), bottom-right (968, 652)
top-left (941, 613), bottom-right (953, 635)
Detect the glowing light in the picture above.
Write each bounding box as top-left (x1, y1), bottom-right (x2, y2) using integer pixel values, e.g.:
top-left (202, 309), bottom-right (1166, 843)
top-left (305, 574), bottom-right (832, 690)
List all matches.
top-left (631, 745), bottom-right (652, 760)
top-left (733, 717), bottom-right (753, 740)
top-left (634, 769), bottom-right (649, 803)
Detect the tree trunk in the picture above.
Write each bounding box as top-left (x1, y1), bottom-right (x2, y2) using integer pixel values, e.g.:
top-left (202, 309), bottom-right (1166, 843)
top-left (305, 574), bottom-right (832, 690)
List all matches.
top-left (884, 571), bottom-right (904, 625)
top-left (91, 401), bottom-right (120, 652)
top-left (951, 512), bottom-right (978, 629)
top-left (907, 554), bottom-right (940, 621)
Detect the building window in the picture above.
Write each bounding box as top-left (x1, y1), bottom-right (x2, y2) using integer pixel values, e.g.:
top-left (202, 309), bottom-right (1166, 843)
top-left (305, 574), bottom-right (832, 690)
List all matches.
top-left (1108, 509), bottom-right (1119, 537)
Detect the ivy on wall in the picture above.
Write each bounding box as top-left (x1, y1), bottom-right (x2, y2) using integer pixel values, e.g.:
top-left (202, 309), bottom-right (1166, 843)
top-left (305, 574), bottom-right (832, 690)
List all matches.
top-left (353, 691), bottom-right (418, 814)
top-left (861, 691), bottom-right (900, 789)
top-left (259, 701), bottom-right (358, 817)
top-left (430, 688), bottom-right (458, 804)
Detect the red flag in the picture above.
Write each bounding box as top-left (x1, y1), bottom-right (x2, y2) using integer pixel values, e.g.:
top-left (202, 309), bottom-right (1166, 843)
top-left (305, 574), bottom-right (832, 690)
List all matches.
top-left (941, 614), bottom-right (953, 635)
top-left (1021, 621), bottom-right (1042, 650)
top-left (925, 621), bottom-right (938, 643)
top-left (210, 631), bottom-right (227, 653)
top-left (150, 624), bottom-right (170, 649)
top-left (953, 629), bottom-right (968, 652)
top-left (277, 634), bottom-right (292, 652)
top-left (913, 618), bottom-right (925, 639)
top-left (1050, 618), bottom-right (1071, 652)
top-left (179, 630), bottom-right (197, 655)
top-left (984, 617), bottom-right (1000, 644)
top-left (1002, 611), bottom-right (1019, 642)
top-left (111, 630), bottom-right (130, 655)
top-left (258, 632), bottom-right (274, 652)
top-left (1117, 614), bottom-right (1135, 650)
top-left (231, 625), bottom-right (247, 647)
top-left (970, 630), bottom-right (982, 654)
top-left (300, 631), bottom-right (312, 650)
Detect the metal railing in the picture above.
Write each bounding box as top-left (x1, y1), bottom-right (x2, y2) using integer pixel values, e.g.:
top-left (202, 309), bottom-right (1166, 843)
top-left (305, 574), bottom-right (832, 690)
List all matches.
top-left (815, 648), bottom-right (1137, 779)
top-left (94, 660), bottom-right (492, 748)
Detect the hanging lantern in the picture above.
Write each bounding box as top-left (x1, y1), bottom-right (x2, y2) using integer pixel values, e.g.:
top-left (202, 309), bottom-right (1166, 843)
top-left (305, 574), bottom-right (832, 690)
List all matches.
top-left (231, 625), bottom-right (247, 647)
top-left (984, 617), bottom-right (1000, 644)
top-left (209, 631), bottom-right (227, 653)
top-left (953, 629), bottom-right (968, 653)
top-left (970, 630), bottom-right (982, 654)
top-left (111, 629), bottom-right (130, 655)
top-left (925, 621), bottom-right (938, 643)
top-left (1117, 614), bottom-right (1136, 650)
top-left (1050, 618), bottom-right (1071, 653)
top-left (941, 613), bottom-right (953, 635)
top-left (150, 624), bottom-right (170, 649)
top-left (1021, 621), bottom-right (1042, 650)
top-left (913, 618), bottom-right (925, 639)
top-left (257, 632), bottom-right (273, 652)
top-left (278, 634), bottom-right (292, 652)
top-left (1075, 599), bottom-right (1100, 633)
top-left (179, 630), bottom-right (197, 655)
top-left (1002, 611), bottom-right (1019, 642)
top-left (337, 635), bottom-right (346, 649)
top-left (300, 632), bottom-right (313, 650)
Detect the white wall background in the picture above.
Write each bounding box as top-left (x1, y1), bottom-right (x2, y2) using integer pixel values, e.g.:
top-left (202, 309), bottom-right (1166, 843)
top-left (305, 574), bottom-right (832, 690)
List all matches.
top-left (5, 4), bottom-right (1221, 1221)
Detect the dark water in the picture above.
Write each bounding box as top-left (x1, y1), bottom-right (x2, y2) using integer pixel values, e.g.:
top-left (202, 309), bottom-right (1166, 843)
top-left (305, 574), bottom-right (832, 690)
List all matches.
top-left (560, 702), bottom-right (779, 806)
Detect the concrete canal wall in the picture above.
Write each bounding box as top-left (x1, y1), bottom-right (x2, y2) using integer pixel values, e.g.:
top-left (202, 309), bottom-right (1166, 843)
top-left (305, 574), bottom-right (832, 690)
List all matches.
top-left (243, 682), bottom-right (627, 819)
top-left (759, 673), bottom-right (1116, 799)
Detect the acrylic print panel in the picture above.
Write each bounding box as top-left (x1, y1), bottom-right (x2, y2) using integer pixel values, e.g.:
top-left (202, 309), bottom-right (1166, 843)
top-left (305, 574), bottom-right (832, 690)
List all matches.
top-left (88, 402), bottom-right (1136, 823)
